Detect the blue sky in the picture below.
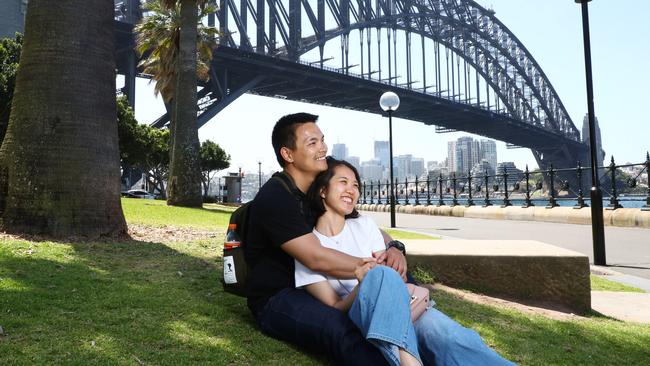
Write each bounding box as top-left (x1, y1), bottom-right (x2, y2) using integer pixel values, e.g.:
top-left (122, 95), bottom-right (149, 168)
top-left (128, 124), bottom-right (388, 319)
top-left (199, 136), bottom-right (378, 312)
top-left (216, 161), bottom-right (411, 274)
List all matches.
top-left (128, 0), bottom-right (649, 175)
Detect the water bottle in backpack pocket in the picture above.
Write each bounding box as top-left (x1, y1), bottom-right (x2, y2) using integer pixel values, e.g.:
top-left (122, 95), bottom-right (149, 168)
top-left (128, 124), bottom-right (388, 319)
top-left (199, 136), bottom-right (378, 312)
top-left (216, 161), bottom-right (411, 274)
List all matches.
top-left (222, 222), bottom-right (247, 296)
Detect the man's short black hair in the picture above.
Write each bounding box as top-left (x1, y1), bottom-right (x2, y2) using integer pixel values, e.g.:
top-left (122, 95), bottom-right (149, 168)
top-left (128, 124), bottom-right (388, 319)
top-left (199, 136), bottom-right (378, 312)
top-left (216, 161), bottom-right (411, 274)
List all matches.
top-left (271, 112), bottom-right (319, 167)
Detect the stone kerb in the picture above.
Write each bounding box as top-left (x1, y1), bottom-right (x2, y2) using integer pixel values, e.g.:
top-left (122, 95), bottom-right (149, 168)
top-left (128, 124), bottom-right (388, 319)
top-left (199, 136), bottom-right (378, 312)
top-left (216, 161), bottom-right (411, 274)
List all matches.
top-left (404, 239), bottom-right (591, 314)
top-left (357, 204), bottom-right (650, 229)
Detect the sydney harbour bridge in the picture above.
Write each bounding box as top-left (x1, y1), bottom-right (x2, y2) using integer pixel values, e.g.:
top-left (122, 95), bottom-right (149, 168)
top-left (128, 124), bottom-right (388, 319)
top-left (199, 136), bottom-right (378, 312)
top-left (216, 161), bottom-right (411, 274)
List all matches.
top-left (114, 0), bottom-right (591, 174)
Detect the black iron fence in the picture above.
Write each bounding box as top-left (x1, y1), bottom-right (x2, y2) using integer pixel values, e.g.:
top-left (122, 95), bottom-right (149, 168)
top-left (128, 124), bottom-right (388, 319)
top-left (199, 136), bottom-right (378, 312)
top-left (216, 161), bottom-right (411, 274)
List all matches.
top-left (361, 153), bottom-right (650, 211)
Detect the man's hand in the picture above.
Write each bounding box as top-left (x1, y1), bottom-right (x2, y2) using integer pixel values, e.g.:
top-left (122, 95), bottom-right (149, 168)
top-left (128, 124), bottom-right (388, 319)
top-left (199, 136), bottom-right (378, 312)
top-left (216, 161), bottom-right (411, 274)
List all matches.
top-left (373, 247), bottom-right (407, 281)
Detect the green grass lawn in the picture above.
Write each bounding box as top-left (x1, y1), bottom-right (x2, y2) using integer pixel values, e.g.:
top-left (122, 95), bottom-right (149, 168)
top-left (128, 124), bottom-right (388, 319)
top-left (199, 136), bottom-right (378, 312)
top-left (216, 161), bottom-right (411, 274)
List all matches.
top-left (382, 228), bottom-right (438, 240)
top-left (121, 198), bottom-right (234, 229)
top-left (1, 199), bottom-right (649, 365)
top-left (591, 275), bottom-right (646, 293)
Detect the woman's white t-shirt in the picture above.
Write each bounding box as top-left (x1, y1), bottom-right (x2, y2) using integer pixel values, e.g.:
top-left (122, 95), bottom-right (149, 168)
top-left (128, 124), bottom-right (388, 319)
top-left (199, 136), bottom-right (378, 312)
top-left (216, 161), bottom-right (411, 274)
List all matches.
top-left (294, 215), bottom-right (386, 298)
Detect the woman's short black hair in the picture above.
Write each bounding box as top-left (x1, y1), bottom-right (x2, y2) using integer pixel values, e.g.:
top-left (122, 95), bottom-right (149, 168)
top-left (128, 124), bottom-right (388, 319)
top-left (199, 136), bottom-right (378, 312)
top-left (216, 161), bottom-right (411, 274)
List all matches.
top-left (307, 157), bottom-right (361, 220)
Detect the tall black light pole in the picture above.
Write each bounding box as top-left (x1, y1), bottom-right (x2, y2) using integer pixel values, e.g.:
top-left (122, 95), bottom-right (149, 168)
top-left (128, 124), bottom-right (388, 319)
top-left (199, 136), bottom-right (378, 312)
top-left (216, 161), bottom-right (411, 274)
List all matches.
top-left (576, 0), bottom-right (606, 265)
top-left (258, 161), bottom-right (262, 192)
top-left (238, 167), bottom-right (243, 204)
top-left (380, 91), bottom-right (400, 228)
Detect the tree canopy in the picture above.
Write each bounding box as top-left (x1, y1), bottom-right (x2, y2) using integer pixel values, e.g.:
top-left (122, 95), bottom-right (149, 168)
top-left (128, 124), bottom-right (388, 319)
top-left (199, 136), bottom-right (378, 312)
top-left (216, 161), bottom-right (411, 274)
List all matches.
top-left (135, 0), bottom-right (217, 102)
top-left (117, 96), bottom-right (169, 197)
top-left (200, 139), bottom-right (230, 196)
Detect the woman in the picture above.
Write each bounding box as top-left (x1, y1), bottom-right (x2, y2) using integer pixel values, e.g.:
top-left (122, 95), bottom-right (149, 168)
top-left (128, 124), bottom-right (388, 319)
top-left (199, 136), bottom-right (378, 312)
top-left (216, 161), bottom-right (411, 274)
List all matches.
top-left (295, 158), bottom-right (515, 366)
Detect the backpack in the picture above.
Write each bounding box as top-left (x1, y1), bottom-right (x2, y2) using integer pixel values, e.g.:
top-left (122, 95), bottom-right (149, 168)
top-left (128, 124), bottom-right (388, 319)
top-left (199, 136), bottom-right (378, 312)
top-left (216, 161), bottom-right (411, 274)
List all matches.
top-left (222, 173), bottom-right (293, 297)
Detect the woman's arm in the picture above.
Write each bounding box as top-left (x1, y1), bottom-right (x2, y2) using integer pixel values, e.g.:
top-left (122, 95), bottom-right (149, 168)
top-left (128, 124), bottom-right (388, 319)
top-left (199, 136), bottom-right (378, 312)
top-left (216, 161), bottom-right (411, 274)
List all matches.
top-left (303, 262), bottom-right (375, 312)
top-left (304, 281), bottom-right (360, 312)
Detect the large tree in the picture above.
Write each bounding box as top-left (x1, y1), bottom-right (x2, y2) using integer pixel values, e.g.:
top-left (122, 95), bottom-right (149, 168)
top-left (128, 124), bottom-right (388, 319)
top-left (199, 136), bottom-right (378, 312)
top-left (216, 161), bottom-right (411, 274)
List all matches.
top-left (0, 0), bottom-right (126, 237)
top-left (0, 33), bottom-right (22, 146)
top-left (136, 0), bottom-right (216, 207)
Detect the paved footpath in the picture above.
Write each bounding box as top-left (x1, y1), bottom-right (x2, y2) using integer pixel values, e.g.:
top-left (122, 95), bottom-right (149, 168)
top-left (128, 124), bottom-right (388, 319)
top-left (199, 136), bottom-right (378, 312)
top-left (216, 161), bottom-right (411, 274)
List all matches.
top-left (364, 210), bottom-right (650, 323)
top-left (363, 210), bottom-right (650, 279)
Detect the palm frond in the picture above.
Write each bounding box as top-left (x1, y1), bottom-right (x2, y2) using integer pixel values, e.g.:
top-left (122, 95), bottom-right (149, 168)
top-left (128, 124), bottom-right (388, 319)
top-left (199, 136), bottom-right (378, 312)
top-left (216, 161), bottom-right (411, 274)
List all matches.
top-left (135, 0), bottom-right (219, 102)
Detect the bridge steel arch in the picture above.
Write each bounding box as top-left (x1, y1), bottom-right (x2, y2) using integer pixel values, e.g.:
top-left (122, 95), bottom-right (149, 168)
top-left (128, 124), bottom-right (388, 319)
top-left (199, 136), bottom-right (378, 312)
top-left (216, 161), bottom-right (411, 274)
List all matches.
top-left (116, 0), bottom-right (591, 177)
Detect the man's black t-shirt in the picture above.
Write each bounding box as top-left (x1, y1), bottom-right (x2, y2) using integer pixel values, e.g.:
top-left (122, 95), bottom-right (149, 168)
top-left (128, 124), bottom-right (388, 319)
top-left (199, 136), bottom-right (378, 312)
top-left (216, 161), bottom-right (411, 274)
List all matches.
top-left (245, 172), bottom-right (315, 316)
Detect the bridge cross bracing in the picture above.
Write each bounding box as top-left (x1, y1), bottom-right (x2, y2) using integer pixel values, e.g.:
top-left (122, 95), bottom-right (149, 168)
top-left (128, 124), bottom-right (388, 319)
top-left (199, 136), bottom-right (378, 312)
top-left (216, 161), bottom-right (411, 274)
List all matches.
top-left (114, 0), bottom-right (590, 172)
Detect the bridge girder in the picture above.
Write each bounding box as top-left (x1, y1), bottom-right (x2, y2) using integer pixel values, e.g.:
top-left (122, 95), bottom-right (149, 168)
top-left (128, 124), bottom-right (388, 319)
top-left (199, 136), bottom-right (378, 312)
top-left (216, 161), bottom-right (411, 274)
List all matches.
top-left (115, 0), bottom-right (589, 173)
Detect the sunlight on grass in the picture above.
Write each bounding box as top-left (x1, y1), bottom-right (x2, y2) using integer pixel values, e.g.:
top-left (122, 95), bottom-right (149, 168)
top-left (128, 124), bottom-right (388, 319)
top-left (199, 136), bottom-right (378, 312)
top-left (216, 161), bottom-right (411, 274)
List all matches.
top-left (381, 228), bottom-right (438, 239)
top-left (591, 275), bottom-right (646, 293)
top-left (121, 198), bottom-right (232, 229)
top-left (167, 320), bottom-right (234, 347)
top-left (0, 277), bottom-right (31, 291)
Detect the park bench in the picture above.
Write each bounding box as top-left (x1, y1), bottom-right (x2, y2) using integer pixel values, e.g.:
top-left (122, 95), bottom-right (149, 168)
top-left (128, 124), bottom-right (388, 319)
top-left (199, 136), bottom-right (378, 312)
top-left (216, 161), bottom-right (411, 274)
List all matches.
top-left (404, 239), bottom-right (591, 314)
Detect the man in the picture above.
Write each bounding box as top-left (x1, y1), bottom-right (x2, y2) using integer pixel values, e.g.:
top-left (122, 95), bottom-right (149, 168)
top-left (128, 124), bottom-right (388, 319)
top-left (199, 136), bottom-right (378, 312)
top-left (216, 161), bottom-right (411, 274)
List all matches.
top-left (246, 113), bottom-right (514, 366)
top-left (245, 113), bottom-right (402, 364)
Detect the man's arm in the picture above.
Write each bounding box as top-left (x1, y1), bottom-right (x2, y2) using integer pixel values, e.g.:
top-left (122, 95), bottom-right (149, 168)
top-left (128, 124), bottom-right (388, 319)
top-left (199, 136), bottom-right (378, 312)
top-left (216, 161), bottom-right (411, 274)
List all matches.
top-left (375, 229), bottom-right (408, 280)
top-left (282, 232), bottom-right (375, 278)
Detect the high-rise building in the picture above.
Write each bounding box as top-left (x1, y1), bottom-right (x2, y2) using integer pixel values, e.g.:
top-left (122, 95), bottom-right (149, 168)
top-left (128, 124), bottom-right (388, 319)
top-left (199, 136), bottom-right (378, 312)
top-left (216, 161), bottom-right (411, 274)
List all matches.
top-left (581, 114), bottom-right (606, 168)
top-left (448, 137), bottom-right (497, 175)
top-left (347, 156), bottom-right (361, 172)
top-left (480, 139), bottom-right (497, 173)
top-left (360, 159), bottom-right (383, 181)
top-left (455, 137), bottom-right (480, 174)
top-left (410, 158), bottom-right (425, 178)
top-left (0, 0), bottom-right (27, 38)
top-left (447, 141), bottom-right (457, 173)
top-left (374, 141), bottom-right (390, 169)
top-left (393, 154), bottom-right (412, 179)
top-left (331, 143), bottom-right (348, 160)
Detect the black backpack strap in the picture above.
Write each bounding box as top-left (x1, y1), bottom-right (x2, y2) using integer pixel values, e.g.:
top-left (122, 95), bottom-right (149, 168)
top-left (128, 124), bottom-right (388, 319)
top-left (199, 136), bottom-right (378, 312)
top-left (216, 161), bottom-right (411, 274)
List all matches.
top-left (271, 172), bottom-right (297, 195)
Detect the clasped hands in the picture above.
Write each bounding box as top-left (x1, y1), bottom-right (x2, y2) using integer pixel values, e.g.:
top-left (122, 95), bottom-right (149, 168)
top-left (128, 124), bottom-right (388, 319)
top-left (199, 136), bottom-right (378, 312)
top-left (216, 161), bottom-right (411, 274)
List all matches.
top-left (354, 247), bottom-right (407, 282)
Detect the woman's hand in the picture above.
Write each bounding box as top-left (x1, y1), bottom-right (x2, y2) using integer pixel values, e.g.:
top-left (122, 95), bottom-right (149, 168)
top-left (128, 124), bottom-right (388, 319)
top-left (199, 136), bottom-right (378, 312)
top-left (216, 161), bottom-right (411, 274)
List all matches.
top-left (354, 259), bottom-right (376, 282)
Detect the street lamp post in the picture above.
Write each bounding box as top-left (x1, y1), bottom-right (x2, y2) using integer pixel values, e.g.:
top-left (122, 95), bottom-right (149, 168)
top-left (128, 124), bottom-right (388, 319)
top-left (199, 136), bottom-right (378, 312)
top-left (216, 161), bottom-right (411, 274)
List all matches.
top-left (380, 91), bottom-right (400, 228)
top-left (258, 161), bottom-right (262, 192)
top-left (576, 0), bottom-right (606, 265)
top-left (238, 167), bottom-right (243, 204)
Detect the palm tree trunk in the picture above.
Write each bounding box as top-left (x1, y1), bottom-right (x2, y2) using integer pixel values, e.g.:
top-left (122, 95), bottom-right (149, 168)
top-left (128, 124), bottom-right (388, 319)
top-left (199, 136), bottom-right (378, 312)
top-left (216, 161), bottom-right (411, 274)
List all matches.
top-left (0, 0), bottom-right (127, 238)
top-left (166, 0), bottom-right (203, 207)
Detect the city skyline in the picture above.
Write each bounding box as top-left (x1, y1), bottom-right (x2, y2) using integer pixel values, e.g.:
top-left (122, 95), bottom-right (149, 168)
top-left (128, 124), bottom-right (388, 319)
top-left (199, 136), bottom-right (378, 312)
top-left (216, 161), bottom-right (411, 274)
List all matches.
top-left (323, 136), bottom-right (501, 183)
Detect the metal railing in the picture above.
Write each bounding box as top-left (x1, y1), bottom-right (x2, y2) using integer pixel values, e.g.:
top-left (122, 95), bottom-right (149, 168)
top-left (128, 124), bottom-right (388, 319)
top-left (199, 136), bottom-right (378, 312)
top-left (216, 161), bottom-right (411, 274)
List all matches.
top-left (361, 153), bottom-right (650, 211)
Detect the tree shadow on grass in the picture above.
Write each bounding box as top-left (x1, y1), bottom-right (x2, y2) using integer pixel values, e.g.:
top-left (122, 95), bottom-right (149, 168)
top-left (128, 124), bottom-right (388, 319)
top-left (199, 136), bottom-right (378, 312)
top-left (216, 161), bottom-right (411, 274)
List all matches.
top-left (0, 238), bottom-right (325, 365)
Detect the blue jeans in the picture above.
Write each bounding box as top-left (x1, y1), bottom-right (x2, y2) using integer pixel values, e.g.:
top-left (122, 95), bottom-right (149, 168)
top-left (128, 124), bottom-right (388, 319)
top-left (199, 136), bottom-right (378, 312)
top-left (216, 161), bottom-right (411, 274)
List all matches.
top-left (350, 266), bottom-right (516, 366)
top-left (349, 266), bottom-right (422, 366)
top-left (415, 307), bottom-right (516, 366)
top-left (256, 287), bottom-right (389, 365)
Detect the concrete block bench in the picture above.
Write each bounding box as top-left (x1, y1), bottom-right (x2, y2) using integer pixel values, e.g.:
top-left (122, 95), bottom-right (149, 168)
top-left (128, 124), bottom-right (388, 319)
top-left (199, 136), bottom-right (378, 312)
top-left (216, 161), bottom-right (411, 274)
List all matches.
top-left (404, 239), bottom-right (591, 314)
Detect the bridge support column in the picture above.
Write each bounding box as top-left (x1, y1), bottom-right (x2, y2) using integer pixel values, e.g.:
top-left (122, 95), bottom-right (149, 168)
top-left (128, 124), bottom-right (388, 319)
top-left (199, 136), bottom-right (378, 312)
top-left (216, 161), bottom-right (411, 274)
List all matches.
top-left (122, 49), bottom-right (137, 109)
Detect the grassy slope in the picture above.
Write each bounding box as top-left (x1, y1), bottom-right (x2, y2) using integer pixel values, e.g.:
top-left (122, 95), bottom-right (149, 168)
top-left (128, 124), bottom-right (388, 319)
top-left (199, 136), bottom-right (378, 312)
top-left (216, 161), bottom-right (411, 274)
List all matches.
top-left (1, 198), bottom-right (649, 365)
